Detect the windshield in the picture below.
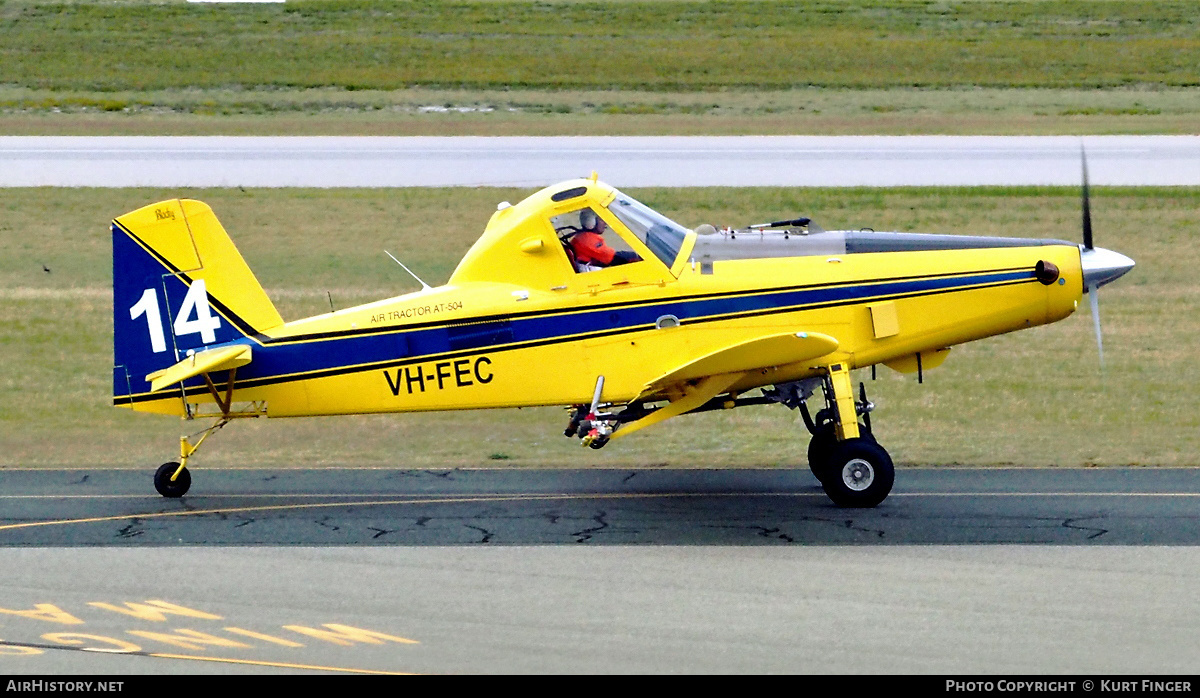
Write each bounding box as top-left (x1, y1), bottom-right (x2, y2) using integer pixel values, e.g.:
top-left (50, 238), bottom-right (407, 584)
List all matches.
top-left (606, 190), bottom-right (689, 267)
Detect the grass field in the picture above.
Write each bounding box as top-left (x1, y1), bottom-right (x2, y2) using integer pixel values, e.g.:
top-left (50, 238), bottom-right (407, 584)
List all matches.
top-left (1, 185), bottom-right (1195, 470)
top-left (1, 0), bottom-right (1198, 135)
top-left (7, 0), bottom-right (1197, 91)
top-left (4, 85), bottom-right (1199, 136)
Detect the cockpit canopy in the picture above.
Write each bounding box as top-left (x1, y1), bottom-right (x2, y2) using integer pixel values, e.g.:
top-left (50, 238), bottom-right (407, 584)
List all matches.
top-left (448, 178), bottom-right (693, 289)
top-left (606, 190), bottom-right (690, 267)
top-left (448, 176), bottom-right (1084, 292)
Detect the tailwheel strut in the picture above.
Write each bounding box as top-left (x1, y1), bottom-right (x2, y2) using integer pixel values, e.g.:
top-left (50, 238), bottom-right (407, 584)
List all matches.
top-left (154, 417), bottom-right (229, 498)
top-left (154, 368), bottom-right (240, 498)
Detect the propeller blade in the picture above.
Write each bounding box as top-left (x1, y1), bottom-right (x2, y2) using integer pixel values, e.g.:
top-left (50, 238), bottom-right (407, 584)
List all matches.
top-left (1088, 283), bottom-right (1104, 367)
top-left (1081, 145), bottom-right (1094, 250)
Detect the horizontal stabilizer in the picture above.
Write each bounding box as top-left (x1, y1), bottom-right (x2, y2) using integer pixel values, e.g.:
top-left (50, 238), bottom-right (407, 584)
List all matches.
top-left (640, 331), bottom-right (838, 396)
top-left (146, 345), bottom-right (252, 393)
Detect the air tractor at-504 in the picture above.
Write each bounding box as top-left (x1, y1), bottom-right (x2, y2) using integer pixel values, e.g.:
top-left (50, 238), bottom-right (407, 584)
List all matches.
top-left (113, 164), bottom-right (1132, 507)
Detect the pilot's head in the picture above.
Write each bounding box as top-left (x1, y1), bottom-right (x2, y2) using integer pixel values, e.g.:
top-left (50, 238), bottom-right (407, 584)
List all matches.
top-left (579, 208), bottom-right (606, 233)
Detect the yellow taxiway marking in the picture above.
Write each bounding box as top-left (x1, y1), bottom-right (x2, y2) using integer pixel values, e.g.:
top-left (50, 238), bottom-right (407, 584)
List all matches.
top-left (4, 465), bottom-right (1194, 471)
top-left (148, 652), bottom-right (415, 675)
top-left (3, 491), bottom-right (1197, 500)
top-left (0, 493), bottom-right (563, 499)
top-left (897, 492), bottom-right (1200, 496)
top-left (0, 492), bottom-right (796, 532)
top-left (1, 490), bottom-right (1197, 534)
top-left (0, 640), bottom-right (413, 674)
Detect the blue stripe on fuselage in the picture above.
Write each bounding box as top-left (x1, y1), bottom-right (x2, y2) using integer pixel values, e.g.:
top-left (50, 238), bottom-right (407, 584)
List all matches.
top-left (129, 269), bottom-right (1030, 399)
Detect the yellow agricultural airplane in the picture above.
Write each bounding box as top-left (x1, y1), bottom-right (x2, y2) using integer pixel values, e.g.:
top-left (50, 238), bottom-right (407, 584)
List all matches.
top-left (113, 169), bottom-right (1133, 507)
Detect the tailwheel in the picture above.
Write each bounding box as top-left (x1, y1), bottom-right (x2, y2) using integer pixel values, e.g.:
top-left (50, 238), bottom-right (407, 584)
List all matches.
top-left (153, 416), bottom-right (229, 498)
top-left (154, 462), bottom-right (191, 498)
top-left (821, 438), bottom-right (894, 508)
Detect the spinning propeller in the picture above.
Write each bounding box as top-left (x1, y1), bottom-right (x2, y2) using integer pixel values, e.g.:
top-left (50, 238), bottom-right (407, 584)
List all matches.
top-left (1078, 147), bottom-right (1136, 366)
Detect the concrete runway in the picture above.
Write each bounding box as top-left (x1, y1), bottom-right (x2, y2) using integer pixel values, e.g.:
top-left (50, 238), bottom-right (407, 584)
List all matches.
top-left (2, 135), bottom-right (1198, 187)
top-left (1, 467), bottom-right (1198, 674)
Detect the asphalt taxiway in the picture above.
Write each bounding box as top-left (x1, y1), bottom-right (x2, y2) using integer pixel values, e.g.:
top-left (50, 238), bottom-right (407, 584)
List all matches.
top-left (2, 467), bottom-right (1199, 546)
top-left (1, 467), bottom-right (1197, 674)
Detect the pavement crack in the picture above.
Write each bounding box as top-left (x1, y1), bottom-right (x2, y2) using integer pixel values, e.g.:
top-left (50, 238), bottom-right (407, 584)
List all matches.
top-left (390, 470), bottom-right (426, 480)
top-left (368, 527), bottom-right (395, 539)
top-left (752, 526), bottom-right (796, 543)
top-left (842, 518), bottom-right (887, 539)
top-left (116, 520), bottom-right (144, 538)
top-left (621, 472), bottom-right (637, 484)
top-left (1062, 517), bottom-right (1109, 540)
top-left (465, 524), bottom-right (494, 543)
top-left (572, 511), bottom-right (609, 543)
top-left (390, 469), bottom-right (455, 480)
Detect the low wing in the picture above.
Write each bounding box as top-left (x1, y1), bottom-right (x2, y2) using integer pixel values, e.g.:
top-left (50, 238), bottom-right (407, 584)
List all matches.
top-left (638, 331), bottom-right (839, 398)
top-left (145, 344), bottom-right (252, 393)
top-left (611, 331), bottom-right (840, 442)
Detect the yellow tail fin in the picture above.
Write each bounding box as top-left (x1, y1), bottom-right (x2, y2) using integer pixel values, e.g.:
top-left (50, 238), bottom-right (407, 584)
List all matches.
top-left (114, 199), bottom-right (283, 337)
top-left (113, 200), bottom-right (282, 407)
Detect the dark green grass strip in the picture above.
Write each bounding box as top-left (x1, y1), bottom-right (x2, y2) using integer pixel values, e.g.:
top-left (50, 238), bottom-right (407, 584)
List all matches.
top-left (1, 0), bottom-right (1198, 92)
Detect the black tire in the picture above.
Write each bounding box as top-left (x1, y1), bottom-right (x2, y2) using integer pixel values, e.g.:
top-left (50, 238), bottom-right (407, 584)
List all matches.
top-left (820, 438), bottom-right (894, 508)
top-left (807, 423), bottom-right (874, 483)
top-left (154, 462), bottom-right (191, 498)
top-left (807, 424), bottom-right (838, 482)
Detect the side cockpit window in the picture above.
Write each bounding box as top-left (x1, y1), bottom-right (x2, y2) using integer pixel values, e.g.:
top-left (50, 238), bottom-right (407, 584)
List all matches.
top-left (552, 207), bottom-right (642, 273)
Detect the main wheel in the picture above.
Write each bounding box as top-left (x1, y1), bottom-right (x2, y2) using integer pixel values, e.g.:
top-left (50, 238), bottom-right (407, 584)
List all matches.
top-left (821, 438), bottom-right (894, 508)
top-left (154, 462), bottom-right (191, 498)
top-left (807, 423), bottom-right (874, 483)
top-left (806, 424), bottom-right (838, 482)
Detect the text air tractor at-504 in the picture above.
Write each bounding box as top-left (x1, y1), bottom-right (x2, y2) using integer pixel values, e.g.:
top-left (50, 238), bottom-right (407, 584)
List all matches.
top-left (113, 168), bottom-right (1132, 508)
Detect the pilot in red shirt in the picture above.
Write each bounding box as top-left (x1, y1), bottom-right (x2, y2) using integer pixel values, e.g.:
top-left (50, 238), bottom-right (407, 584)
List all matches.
top-left (570, 209), bottom-right (640, 268)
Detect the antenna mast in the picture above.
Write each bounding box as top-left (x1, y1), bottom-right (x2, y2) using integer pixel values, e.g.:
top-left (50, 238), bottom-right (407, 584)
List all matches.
top-left (384, 250), bottom-right (432, 291)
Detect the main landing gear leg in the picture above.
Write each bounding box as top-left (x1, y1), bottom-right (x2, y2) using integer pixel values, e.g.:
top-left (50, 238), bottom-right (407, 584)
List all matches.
top-left (810, 363), bottom-right (894, 508)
